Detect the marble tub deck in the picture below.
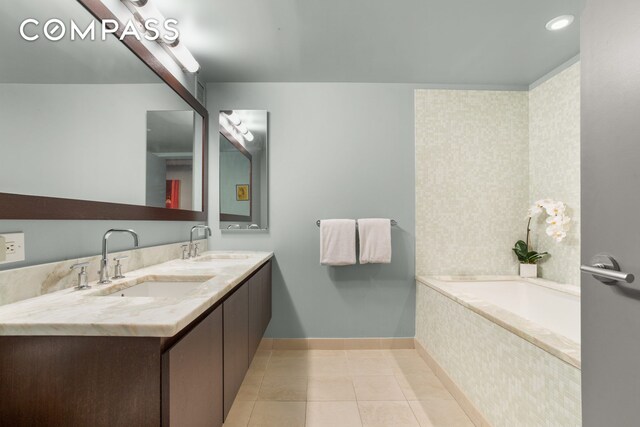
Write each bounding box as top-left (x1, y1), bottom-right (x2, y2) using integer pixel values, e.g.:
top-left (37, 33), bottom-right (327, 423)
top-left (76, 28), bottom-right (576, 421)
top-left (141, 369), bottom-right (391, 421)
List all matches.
top-left (0, 251), bottom-right (273, 337)
top-left (416, 275), bottom-right (581, 369)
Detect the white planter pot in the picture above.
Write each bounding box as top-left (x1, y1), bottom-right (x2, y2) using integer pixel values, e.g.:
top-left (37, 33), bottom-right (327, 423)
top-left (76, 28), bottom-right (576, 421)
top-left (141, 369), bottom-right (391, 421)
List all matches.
top-left (519, 264), bottom-right (538, 278)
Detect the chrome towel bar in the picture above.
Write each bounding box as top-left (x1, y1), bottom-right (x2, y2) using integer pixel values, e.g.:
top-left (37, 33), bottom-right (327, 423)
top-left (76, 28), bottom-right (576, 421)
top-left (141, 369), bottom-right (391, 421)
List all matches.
top-left (316, 219), bottom-right (398, 227)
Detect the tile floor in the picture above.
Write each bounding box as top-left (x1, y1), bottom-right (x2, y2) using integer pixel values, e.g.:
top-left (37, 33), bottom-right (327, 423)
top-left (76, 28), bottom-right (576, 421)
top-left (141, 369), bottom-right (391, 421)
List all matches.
top-left (223, 349), bottom-right (474, 427)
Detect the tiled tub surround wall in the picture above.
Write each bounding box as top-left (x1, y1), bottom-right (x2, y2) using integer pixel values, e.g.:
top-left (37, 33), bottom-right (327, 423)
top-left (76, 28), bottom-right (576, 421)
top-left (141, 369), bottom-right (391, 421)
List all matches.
top-left (529, 62), bottom-right (581, 286)
top-left (415, 279), bottom-right (581, 427)
top-left (415, 89), bottom-right (530, 276)
top-left (416, 66), bottom-right (581, 282)
top-left (0, 239), bottom-right (207, 306)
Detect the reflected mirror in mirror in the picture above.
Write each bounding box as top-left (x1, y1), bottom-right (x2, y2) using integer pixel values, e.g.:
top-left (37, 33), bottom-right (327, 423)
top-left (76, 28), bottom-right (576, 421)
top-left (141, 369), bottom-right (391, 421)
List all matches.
top-left (0, 0), bottom-right (205, 213)
top-left (219, 110), bottom-right (268, 230)
top-left (146, 111), bottom-right (203, 211)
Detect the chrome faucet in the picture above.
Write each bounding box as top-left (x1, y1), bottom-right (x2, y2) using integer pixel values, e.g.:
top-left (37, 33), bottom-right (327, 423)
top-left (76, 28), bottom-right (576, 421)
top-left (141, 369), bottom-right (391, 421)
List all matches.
top-left (189, 225), bottom-right (212, 258)
top-left (98, 229), bottom-right (139, 284)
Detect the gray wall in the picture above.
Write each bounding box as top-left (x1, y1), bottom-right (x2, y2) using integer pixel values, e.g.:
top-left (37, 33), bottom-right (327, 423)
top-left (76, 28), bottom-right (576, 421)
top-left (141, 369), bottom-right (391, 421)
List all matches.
top-left (207, 83), bottom-right (416, 338)
top-left (0, 220), bottom-right (203, 271)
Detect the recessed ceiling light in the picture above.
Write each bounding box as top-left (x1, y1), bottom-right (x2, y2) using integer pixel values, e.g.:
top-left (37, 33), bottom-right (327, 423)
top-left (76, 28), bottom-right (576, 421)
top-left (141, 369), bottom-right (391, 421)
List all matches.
top-left (546, 15), bottom-right (575, 31)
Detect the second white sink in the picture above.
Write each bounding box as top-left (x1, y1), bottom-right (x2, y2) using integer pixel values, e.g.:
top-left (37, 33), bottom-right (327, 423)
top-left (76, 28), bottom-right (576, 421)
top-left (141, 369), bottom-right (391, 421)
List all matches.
top-left (106, 280), bottom-right (206, 298)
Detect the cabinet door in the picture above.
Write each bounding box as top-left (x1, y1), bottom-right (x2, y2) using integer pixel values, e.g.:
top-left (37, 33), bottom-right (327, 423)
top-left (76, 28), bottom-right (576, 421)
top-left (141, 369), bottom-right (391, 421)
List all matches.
top-left (262, 261), bottom-right (272, 336)
top-left (248, 269), bottom-right (263, 362)
top-left (223, 283), bottom-right (249, 419)
top-left (163, 306), bottom-right (223, 427)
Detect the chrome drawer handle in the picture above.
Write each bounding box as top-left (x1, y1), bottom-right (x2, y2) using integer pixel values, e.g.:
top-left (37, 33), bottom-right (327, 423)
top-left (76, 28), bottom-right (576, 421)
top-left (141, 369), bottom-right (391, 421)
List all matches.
top-left (580, 254), bottom-right (635, 284)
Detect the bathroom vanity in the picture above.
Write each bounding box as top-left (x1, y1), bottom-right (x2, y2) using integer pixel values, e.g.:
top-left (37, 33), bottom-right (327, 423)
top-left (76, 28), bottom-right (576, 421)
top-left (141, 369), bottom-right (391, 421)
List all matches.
top-left (0, 252), bottom-right (272, 427)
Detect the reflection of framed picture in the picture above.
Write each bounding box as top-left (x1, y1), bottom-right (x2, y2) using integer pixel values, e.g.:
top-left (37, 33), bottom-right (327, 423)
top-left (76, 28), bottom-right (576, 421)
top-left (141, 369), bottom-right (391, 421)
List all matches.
top-left (236, 184), bottom-right (249, 201)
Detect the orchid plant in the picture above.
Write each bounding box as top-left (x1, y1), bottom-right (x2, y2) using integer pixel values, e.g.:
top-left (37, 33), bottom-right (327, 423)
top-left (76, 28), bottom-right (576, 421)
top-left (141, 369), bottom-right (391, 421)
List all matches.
top-left (513, 199), bottom-right (571, 265)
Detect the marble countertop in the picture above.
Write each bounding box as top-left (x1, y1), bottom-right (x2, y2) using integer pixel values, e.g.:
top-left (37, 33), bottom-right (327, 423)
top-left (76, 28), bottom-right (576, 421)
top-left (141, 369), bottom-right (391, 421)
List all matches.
top-left (416, 275), bottom-right (581, 369)
top-left (0, 251), bottom-right (273, 337)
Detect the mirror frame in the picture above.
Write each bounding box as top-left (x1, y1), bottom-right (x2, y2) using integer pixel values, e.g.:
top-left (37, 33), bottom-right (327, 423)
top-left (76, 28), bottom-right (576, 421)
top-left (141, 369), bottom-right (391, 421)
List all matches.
top-left (0, 0), bottom-right (208, 221)
top-left (219, 127), bottom-right (252, 223)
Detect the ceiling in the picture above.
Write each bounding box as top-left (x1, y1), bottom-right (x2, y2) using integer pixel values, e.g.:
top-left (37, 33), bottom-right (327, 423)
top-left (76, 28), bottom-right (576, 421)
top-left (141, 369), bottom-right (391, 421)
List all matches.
top-left (156, 0), bottom-right (583, 87)
top-left (1, 0), bottom-right (583, 87)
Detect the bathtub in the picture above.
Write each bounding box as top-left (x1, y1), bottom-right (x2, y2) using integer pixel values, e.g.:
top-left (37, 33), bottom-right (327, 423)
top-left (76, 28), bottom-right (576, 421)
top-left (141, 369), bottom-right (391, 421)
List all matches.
top-left (441, 279), bottom-right (580, 343)
top-left (415, 276), bottom-right (581, 427)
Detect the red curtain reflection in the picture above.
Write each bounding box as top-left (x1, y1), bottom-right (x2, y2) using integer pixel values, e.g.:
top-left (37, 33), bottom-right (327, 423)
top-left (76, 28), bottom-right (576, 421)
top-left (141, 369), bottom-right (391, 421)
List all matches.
top-left (165, 180), bottom-right (180, 209)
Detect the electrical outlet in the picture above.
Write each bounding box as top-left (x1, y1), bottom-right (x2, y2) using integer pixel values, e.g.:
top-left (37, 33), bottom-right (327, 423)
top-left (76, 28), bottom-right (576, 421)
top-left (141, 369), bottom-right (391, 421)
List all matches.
top-left (0, 233), bottom-right (25, 264)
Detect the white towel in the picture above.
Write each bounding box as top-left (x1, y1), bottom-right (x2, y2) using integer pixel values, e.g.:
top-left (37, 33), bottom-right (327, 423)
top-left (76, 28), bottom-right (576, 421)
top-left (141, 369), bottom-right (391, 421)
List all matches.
top-left (320, 219), bottom-right (356, 266)
top-left (358, 218), bottom-right (392, 264)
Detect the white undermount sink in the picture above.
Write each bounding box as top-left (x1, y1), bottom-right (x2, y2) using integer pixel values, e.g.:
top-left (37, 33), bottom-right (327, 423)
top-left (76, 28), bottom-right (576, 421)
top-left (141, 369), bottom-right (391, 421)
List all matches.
top-left (191, 254), bottom-right (250, 262)
top-left (105, 278), bottom-right (210, 298)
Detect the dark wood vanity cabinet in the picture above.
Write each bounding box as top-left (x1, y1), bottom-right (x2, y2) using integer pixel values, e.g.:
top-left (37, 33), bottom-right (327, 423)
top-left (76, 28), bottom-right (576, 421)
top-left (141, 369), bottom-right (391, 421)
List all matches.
top-left (163, 306), bottom-right (223, 427)
top-left (223, 281), bottom-right (250, 418)
top-left (0, 259), bottom-right (272, 427)
top-left (223, 259), bottom-right (273, 418)
top-left (249, 260), bottom-right (272, 360)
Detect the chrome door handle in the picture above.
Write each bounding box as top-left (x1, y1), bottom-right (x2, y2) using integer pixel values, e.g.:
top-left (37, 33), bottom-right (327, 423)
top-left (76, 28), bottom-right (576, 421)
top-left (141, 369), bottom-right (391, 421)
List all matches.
top-left (581, 253), bottom-right (635, 284)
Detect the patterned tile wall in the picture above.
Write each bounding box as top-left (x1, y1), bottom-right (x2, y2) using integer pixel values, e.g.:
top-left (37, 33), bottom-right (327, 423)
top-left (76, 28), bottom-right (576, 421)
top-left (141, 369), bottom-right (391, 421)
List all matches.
top-left (416, 283), bottom-right (582, 427)
top-left (529, 63), bottom-right (581, 286)
top-left (415, 90), bottom-right (530, 276)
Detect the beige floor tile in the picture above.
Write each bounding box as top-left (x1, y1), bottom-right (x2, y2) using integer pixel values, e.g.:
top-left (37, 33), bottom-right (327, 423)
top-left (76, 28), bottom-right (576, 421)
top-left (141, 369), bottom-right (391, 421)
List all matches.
top-left (307, 376), bottom-right (357, 401)
top-left (249, 401), bottom-right (306, 427)
top-left (259, 375), bottom-right (308, 401)
top-left (395, 372), bottom-right (451, 401)
top-left (305, 349), bottom-right (347, 358)
top-left (237, 383), bottom-right (261, 401)
top-left (409, 399), bottom-right (474, 427)
top-left (271, 350), bottom-right (314, 359)
top-left (273, 339), bottom-right (309, 350)
top-left (307, 356), bottom-right (350, 376)
top-left (352, 375), bottom-right (406, 401)
top-left (358, 401), bottom-right (420, 427)
top-left (266, 357), bottom-right (311, 376)
top-left (391, 358), bottom-right (435, 377)
top-left (224, 400), bottom-right (255, 427)
top-left (346, 349), bottom-right (391, 360)
top-left (387, 349), bottom-right (422, 360)
top-left (348, 357), bottom-right (395, 376)
top-left (306, 401), bottom-right (363, 427)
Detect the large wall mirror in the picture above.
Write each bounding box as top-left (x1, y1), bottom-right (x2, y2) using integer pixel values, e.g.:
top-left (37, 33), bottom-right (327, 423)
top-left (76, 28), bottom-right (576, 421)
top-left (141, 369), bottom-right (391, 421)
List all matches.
top-left (0, 0), bottom-right (207, 221)
top-left (219, 110), bottom-right (268, 230)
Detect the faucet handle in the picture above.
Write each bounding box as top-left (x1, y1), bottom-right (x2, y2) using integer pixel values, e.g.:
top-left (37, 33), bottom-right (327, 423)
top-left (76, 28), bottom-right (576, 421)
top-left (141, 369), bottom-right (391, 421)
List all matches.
top-left (70, 262), bottom-right (89, 271)
top-left (70, 262), bottom-right (90, 290)
top-left (111, 256), bottom-right (128, 280)
top-left (181, 244), bottom-right (190, 260)
top-left (193, 243), bottom-right (201, 258)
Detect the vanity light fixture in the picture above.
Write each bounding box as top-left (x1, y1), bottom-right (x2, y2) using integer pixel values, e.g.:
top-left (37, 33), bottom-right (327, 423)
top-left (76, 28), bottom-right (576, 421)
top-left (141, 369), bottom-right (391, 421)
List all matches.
top-left (545, 15), bottom-right (575, 31)
top-left (222, 111), bottom-right (255, 143)
top-left (122, 0), bottom-right (200, 73)
top-left (168, 41), bottom-right (201, 73)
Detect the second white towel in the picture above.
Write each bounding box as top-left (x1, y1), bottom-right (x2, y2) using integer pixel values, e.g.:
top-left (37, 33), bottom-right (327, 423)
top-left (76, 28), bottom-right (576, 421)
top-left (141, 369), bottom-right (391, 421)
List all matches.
top-left (358, 218), bottom-right (392, 264)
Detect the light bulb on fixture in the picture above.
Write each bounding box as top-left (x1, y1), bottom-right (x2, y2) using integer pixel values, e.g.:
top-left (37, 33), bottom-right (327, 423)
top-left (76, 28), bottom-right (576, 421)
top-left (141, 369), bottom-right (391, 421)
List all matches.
top-left (225, 112), bottom-right (241, 126)
top-left (244, 131), bottom-right (254, 142)
top-left (236, 122), bottom-right (248, 134)
top-left (545, 15), bottom-right (574, 31)
top-left (170, 40), bottom-right (200, 73)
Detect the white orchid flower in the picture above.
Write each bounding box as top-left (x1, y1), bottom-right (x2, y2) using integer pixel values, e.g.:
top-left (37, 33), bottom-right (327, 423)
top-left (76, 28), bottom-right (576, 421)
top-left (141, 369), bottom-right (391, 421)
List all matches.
top-left (546, 215), bottom-right (571, 226)
top-left (527, 205), bottom-right (543, 218)
top-left (544, 202), bottom-right (566, 216)
top-left (546, 223), bottom-right (568, 242)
